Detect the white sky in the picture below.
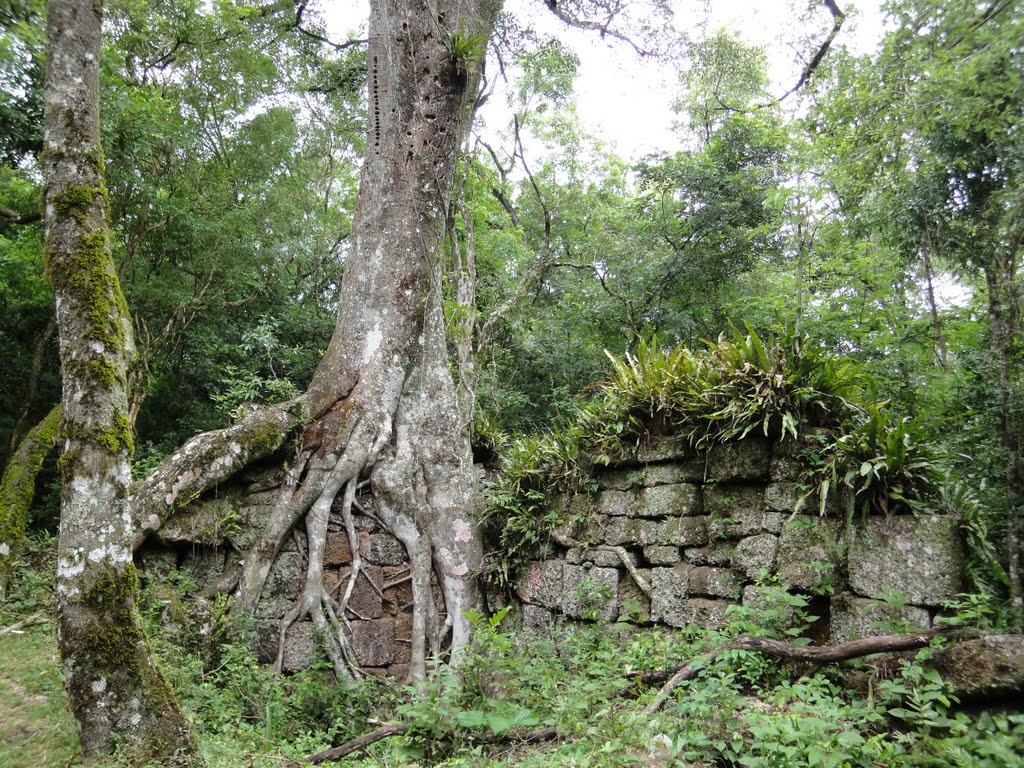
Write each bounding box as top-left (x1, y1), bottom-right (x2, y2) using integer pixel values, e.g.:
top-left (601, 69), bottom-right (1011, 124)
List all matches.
top-left (323, 0), bottom-right (887, 159)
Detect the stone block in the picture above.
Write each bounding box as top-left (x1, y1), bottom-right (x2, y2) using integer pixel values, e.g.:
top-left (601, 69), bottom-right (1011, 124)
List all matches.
top-left (708, 508), bottom-right (764, 540)
top-left (263, 550), bottom-right (303, 601)
top-left (562, 564), bottom-right (619, 621)
top-left (776, 517), bottom-right (843, 592)
top-left (597, 470), bottom-right (636, 491)
top-left (324, 531), bottom-right (353, 566)
top-left (684, 542), bottom-right (734, 567)
top-left (643, 545), bottom-right (681, 565)
top-left (383, 566), bottom-right (413, 608)
top-left (635, 436), bottom-right (694, 464)
top-left (598, 516), bottom-right (631, 546)
top-left (764, 483), bottom-right (802, 513)
top-left (680, 598), bottom-right (730, 630)
top-left (517, 560), bottom-right (564, 609)
top-left (644, 464), bottom-right (703, 487)
top-left (591, 547), bottom-right (633, 568)
top-left (338, 565), bottom-right (384, 619)
top-left (521, 604), bottom-right (554, 638)
top-left (366, 533), bottom-right (405, 566)
top-left (650, 566), bottom-right (690, 626)
top-left (596, 489), bottom-right (632, 517)
top-left (618, 570), bottom-right (652, 622)
top-left (829, 594), bottom-right (930, 644)
top-left (350, 618), bottom-right (395, 667)
top-left (762, 511), bottom-right (786, 535)
top-left (687, 566), bottom-right (740, 598)
top-left (733, 534), bottom-right (779, 581)
top-left (633, 483), bottom-right (702, 518)
top-left (705, 439), bottom-right (771, 482)
top-left (281, 621), bottom-right (316, 673)
top-left (847, 515), bottom-right (963, 605)
top-left (769, 438), bottom-right (805, 481)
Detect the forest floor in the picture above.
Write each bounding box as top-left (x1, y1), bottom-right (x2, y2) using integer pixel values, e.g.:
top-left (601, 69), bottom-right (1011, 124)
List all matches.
top-left (3, 534), bottom-right (1024, 768)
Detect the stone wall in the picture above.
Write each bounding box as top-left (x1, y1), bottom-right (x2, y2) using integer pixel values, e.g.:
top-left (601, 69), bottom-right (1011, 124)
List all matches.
top-left (515, 436), bottom-right (965, 643)
top-left (137, 461), bottom-right (418, 676)
top-left (137, 436), bottom-right (966, 673)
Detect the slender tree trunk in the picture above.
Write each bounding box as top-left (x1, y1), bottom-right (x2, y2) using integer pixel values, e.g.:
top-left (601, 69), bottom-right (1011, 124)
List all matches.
top-left (42, 0), bottom-right (201, 760)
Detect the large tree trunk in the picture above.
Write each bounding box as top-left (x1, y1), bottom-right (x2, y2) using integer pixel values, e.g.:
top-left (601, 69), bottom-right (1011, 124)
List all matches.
top-left (42, 0), bottom-right (201, 761)
top-left (135, 0), bottom-right (503, 680)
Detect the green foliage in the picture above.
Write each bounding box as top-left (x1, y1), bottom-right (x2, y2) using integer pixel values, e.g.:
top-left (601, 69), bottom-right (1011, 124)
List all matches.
top-left (578, 330), bottom-right (863, 466)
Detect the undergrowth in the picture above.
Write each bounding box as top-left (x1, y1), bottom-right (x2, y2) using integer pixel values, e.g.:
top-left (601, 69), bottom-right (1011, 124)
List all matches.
top-left (1, 545), bottom-right (1021, 767)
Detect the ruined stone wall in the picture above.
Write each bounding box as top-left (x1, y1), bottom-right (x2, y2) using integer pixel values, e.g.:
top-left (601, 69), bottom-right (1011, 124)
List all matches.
top-left (137, 436), bottom-right (966, 673)
top-left (515, 436), bottom-right (965, 643)
top-left (137, 461), bottom-right (418, 676)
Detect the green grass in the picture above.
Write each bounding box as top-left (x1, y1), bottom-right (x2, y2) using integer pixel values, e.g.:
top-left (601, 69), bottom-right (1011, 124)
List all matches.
top-left (0, 625), bottom-right (81, 768)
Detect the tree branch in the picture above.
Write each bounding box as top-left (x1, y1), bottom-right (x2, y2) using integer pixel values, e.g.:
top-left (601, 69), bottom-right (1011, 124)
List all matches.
top-left (778, 0), bottom-right (846, 100)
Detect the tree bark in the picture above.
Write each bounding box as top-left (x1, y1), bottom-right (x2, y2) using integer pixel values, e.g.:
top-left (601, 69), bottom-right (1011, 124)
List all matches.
top-left (136, 0), bottom-right (503, 680)
top-left (42, 0), bottom-right (201, 760)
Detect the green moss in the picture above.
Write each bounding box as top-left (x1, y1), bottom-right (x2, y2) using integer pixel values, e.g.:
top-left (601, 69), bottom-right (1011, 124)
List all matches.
top-left (88, 358), bottom-right (116, 387)
top-left (0, 407), bottom-right (62, 590)
top-left (250, 416), bottom-right (284, 456)
top-left (51, 185), bottom-right (107, 223)
top-left (94, 411), bottom-right (134, 457)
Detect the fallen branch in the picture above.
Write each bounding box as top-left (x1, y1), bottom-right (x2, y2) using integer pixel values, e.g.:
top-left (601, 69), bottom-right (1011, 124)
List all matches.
top-left (0, 612), bottom-right (49, 636)
top-left (643, 627), bottom-right (974, 714)
top-left (305, 723), bottom-right (409, 764)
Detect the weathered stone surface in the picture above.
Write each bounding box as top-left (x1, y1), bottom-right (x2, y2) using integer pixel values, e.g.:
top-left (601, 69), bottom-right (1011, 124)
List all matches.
top-left (591, 547), bottom-right (632, 568)
top-left (650, 566), bottom-right (690, 626)
top-left (681, 598), bottom-right (730, 630)
top-left (644, 463), bottom-right (702, 487)
top-left (281, 621), bottom-right (316, 672)
top-left (136, 547), bottom-right (178, 581)
top-left (596, 489), bottom-right (632, 517)
top-left (521, 604), bottom-right (554, 638)
top-left (762, 511), bottom-right (785, 534)
top-left (633, 483), bottom-right (702, 518)
top-left (350, 619), bottom-right (395, 667)
top-left (706, 486), bottom-right (766, 539)
top-left (635, 436), bottom-right (694, 464)
top-left (517, 561), bottom-right (564, 609)
top-left (934, 635), bottom-right (1024, 703)
top-left (708, 508), bottom-right (764, 540)
top-left (366, 533), bottom-right (405, 565)
top-left (847, 515), bottom-right (963, 605)
top-left (688, 566), bottom-right (740, 598)
top-left (684, 542), bottom-right (734, 566)
top-left (769, 438), bottom-right (805, 481)
top-left (764, 483), bottom-right (801, 513)
top-left (324, 531), bottom-right (353, 566)
top-left (643, 545), bottom-right (681, 565)
top-left (382, 566), bottom-right (413, 608)
top-left (776, 516), bottom-right (843, 592)
top-left (829, 594), bottom-right (930, 643)
top-left (181, 547), bottom-right (229, 591)
top-left (618, 570), bottom-right (652, 622)
top-left (733, 534), bottom-right (779, 581)
top-left (338, 565), bottom-right (384, 619)
top-left (706, 439), bottom-right (771, 482)
top-left (562, 564), bottom-right (619, 621)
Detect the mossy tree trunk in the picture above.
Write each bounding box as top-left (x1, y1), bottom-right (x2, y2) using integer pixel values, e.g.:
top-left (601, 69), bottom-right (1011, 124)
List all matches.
top-left (42, 0), bottom-right (201, 761)
top-left (0, 404), bottom-right (60, 595)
